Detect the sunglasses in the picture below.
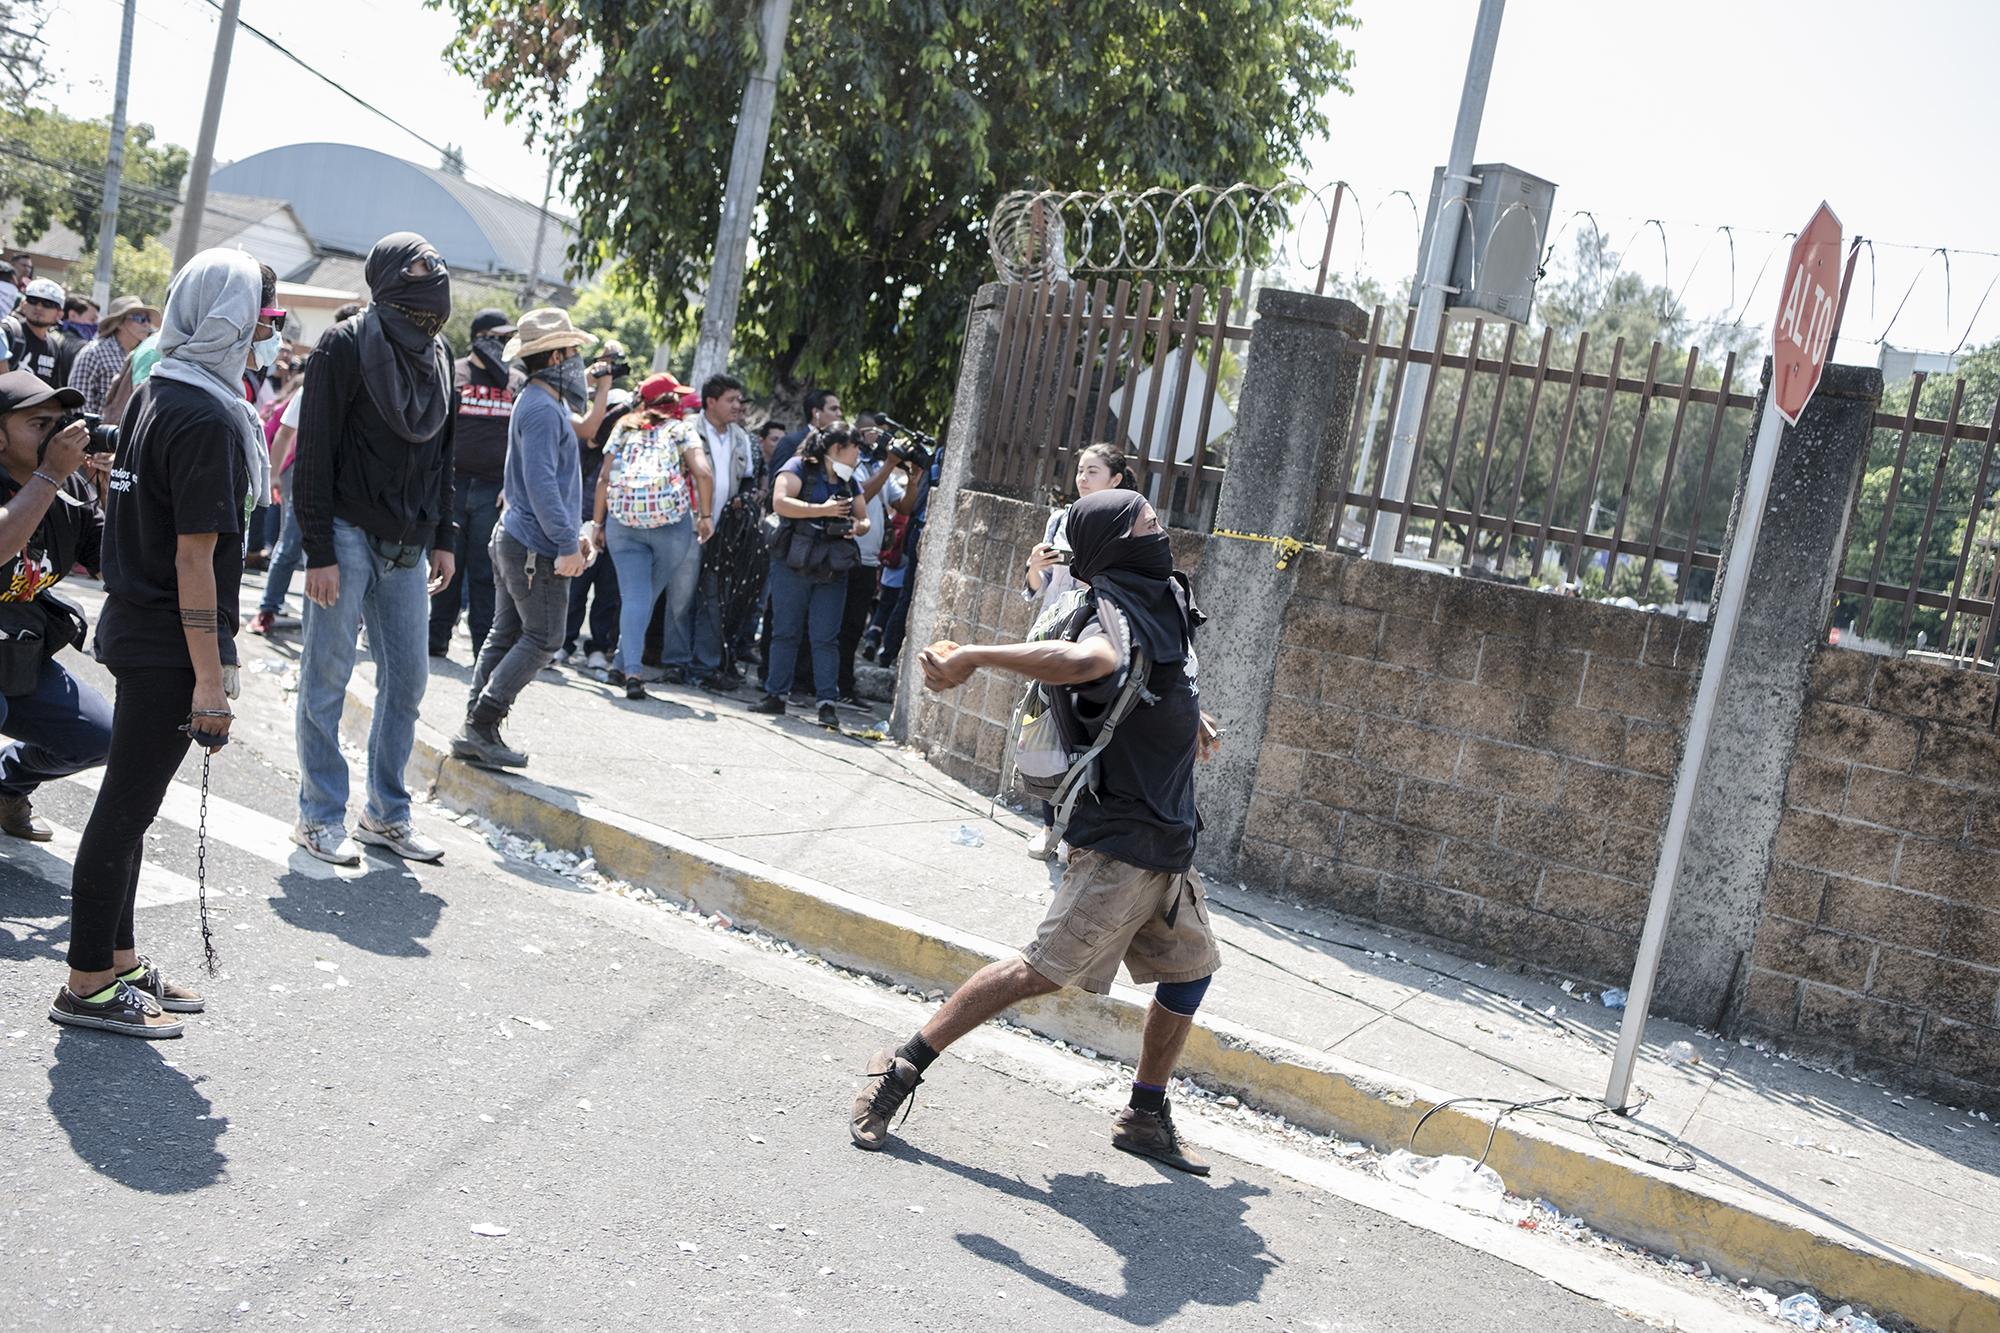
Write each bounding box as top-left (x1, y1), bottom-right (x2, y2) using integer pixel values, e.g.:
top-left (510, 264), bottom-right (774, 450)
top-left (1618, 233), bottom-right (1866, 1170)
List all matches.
top-left (125, 311), bottom-right (153, 325)
top-left (260, 306), bottom-right (289, 326)
top-left (401, 253), bottom-right (447, 279)
top-left (23, 296), bottom-right (58, 310)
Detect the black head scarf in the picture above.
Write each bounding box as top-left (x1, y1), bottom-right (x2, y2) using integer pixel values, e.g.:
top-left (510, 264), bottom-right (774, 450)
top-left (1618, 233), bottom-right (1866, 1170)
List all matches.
top-left (358, 232), bottom-right (453, 443)
top-left (1066, 489), bottom-right (1203, 666)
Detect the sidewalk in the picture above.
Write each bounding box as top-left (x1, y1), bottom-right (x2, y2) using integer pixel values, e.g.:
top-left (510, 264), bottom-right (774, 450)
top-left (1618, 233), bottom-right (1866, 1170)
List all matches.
top-left (236, 593), bottom-right (1998, 1331)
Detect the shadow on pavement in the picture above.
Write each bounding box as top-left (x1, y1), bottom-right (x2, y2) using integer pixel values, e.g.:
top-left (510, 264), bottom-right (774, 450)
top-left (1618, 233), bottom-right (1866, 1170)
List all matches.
top-left (898, 1145), bottom-right (1273, 1325)
top-left (47, 1030), bottom-right (228, 1193)
top-left (266, 865), bottom-right (443, 957)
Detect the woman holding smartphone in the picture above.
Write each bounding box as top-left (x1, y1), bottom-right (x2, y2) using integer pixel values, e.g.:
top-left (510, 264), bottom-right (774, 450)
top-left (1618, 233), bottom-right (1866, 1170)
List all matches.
top-left (1018, 442), bottom-right (1135, 860)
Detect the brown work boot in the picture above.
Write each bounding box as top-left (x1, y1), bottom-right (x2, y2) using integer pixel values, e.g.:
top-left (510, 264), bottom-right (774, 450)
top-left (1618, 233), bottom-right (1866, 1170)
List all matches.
top-left (121, 956), bottom-right (206, 1013)
top-left (850, 1046), bottom-right (923, 1151)
top-left (1112, 1099), bottom-right (1211, 1176)
top-left (0, 792), bottom-right (51, 841)
top-left (48, 981), bottom-right (184, 1039)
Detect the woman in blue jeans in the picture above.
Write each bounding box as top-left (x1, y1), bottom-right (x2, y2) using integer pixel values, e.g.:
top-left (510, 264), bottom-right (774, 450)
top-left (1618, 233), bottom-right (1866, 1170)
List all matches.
top-left (586, 374), bottom-right (712, 701)
top-left (752, 425), bottom-right (868, 728)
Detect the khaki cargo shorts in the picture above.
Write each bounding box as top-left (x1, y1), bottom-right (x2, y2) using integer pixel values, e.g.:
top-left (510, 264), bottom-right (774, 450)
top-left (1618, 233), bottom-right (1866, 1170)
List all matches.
top-left (1021, 847), bottom-right (1221, 995)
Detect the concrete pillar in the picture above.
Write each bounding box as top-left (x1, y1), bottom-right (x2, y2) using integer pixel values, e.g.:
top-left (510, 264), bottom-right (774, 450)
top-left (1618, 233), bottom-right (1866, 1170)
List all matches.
top-left (890, 283), bottom-right (1007, 741)
top-left (1656, 361), bottom-right (1884, 1027)
top-left (1195, 289), bottom-right (1373, 880)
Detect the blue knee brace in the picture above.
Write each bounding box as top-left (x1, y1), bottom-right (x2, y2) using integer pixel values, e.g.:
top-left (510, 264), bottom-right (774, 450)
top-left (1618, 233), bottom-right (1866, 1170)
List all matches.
top-left (1154, 975), bottom-right (1212, 1018)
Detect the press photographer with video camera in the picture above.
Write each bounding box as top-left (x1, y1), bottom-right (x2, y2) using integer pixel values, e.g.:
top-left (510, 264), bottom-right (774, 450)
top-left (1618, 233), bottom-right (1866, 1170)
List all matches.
top-left (0, 371), bottom-right (115, 844)
top-left (750, 423), bottom-right (869, 728)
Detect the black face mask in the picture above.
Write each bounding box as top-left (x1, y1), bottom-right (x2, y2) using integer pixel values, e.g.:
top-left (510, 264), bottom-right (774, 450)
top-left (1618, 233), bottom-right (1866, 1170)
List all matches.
top-left (1090, 531), bottom-right (1173, 582)
top-left (472, 335), bottom-right (509, 368)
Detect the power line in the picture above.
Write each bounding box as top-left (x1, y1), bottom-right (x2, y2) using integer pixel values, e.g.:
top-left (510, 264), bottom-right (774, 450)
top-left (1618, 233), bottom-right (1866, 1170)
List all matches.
top-left (196, 0), bottom-right (569, 232)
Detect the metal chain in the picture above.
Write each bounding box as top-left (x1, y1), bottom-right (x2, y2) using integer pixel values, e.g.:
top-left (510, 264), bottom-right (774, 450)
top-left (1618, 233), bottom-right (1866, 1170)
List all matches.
top-left (195, 747), bottom-right (218, 976)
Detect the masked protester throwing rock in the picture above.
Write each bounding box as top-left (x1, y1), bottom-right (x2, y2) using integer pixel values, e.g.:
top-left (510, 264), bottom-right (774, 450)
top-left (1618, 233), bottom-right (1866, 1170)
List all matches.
top-left (850, 489), bottom-right (1224, 1173)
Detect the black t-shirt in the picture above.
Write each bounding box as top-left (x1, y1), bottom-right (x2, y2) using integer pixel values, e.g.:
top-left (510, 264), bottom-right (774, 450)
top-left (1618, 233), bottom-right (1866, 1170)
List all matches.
top-left (0, 470), bottom-right (101, 600)
top-left (453, 353), bottom-right (524, 483)
top-left (2, 316), bottom-right (78, 387)
top-left (94, 379), bottom-right (249, 669)
top-left (1060, 599), bottom-right (1202, 872)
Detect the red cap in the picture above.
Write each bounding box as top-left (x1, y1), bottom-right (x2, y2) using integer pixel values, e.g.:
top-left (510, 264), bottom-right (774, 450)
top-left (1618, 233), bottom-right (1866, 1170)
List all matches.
top-left (637, 372), bottom-right (683, 406)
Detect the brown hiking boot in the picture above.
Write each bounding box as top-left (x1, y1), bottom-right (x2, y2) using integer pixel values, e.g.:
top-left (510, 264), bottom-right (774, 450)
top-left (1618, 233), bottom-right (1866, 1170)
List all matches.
top-left (0, 792), bottom-right (51, 841)
top-left (49, 981), bottom-right (184, 1039)
top-left (1112, 1099), bottom-right (1211, 1176)
top-left (122, 957), bottom-right (206, 1013)
top-left (850, 1046), bottom-right (923, 1151)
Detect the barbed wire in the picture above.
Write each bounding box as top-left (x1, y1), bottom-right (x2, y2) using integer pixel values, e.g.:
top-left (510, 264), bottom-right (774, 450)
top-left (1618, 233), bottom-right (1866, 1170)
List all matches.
top-left (988, 182), bottom-right (2000, 359)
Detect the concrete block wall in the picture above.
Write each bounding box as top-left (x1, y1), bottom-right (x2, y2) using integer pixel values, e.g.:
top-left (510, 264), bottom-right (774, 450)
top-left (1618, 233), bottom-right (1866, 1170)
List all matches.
top-left (1239, 548), bottom-right (1704, 987)
top-left (1741, 649), bottom-right (2000, 1108)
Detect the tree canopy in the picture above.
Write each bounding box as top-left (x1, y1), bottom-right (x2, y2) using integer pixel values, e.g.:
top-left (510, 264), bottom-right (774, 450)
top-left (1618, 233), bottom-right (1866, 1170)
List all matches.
top-left (434, 0), bottom-right (1357, 418)
top-left (1, 103), bottom-right (188, 251)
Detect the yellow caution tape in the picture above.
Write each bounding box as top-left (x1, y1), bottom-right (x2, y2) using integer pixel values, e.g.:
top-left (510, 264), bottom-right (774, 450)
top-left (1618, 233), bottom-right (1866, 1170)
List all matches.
top-left (1210, 527), bottom-right (1326, 572)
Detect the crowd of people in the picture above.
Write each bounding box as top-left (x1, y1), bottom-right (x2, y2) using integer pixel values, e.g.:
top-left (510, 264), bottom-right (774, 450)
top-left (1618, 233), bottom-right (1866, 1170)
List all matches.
top-left (0, 234), bottom-right (952, 1029)
top-left (1, 234), bottom-right (1220, 1181)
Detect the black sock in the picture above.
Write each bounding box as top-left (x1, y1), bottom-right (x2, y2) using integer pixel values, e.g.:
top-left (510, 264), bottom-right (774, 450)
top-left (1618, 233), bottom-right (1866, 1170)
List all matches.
top-left (897, 1033), bottom-right (940, 1072)
top-left (1129, 1080), bottom-right (1167, 1114)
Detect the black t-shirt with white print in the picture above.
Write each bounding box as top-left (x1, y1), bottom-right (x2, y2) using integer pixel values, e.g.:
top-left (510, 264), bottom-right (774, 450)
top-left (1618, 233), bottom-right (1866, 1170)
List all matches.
top-left (94, 379), bottom-right (249, 669)
top-left (1061, 595), bottom-right (1203, 873)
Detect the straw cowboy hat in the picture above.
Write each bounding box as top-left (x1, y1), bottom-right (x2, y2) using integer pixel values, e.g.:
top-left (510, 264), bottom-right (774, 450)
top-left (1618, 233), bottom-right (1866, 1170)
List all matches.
top-left (502, 307), bottom-right (598, 362)
top-left (102, 294), bottom-right (162, 324)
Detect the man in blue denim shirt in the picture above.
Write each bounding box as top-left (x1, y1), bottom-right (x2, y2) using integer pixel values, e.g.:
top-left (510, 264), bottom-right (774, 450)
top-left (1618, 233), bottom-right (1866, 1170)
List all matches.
top-left (453, 307), bottom-right (605, 770)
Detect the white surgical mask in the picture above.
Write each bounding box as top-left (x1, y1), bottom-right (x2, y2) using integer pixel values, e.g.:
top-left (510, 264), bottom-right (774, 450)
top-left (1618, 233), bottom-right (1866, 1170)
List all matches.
top-left (830, 460), bottom-right (856, 482)
top-left (253, 331), bottom-right (282, 370)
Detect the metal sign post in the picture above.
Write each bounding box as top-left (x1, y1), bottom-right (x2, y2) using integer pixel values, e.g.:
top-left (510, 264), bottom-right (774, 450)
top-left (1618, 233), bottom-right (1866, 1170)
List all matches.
top-left (1604, 203), bottom-right (1843, 1113)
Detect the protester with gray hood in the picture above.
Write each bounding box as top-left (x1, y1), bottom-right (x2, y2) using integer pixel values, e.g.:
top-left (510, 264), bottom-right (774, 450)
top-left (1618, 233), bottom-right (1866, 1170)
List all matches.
top-left (290, 232), bottom-right (458, 867)
top-left (51, 248), bottom-right (280, 1039)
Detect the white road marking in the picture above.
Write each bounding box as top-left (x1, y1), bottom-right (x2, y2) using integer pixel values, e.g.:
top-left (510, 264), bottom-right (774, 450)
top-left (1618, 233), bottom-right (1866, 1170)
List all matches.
top-left (62, 769), bottom-right (372, 881)
top-left (0, 816), bottom-right (200, 909)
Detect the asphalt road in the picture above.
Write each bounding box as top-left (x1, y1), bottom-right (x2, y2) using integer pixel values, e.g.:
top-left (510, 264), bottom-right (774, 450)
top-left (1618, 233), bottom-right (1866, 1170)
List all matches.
top-left (0, 648), bottom-right (1666, 1332)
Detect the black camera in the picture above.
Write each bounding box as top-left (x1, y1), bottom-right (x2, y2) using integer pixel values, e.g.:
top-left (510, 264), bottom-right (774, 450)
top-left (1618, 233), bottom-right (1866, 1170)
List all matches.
top-left (877, 415), bottom-right (937, 473)
top-left (48, 411), bottom-right (119, 459)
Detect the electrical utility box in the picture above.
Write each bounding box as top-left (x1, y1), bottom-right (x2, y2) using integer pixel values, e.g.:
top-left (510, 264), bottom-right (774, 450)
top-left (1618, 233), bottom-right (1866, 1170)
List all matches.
top-left (1415, 162), bottom-right (1558, 325)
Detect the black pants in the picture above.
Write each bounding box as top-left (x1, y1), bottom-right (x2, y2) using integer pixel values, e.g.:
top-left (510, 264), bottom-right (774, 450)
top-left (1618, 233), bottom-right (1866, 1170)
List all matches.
top-left (67, 666), bottom-right (195, 972)
top-left (836, 563), bottom-right (878, 698)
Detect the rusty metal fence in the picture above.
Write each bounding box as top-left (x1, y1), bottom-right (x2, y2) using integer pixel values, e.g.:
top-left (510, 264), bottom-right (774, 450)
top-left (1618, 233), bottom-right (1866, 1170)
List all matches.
top-left (1831, 378), bottom-right (2000, 666)
top-left (972, 279), bottom-right (1247, 527)
top-left (1331, 307), bottom-right (1759, 601)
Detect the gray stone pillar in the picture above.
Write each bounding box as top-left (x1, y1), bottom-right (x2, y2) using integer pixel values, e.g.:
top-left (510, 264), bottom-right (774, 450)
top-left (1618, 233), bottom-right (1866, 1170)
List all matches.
top-left (890, 283), bottom-right (1006, 741)
top-left (1656, 361), bottom-right (1884, 1026)
top-left (1195, 289), bottom-right (1372, 880)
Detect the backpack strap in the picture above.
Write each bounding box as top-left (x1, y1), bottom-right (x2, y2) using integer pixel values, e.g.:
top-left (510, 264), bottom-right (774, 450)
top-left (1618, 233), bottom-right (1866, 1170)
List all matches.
top-left (1045, 645), bottom-right (1152, 848)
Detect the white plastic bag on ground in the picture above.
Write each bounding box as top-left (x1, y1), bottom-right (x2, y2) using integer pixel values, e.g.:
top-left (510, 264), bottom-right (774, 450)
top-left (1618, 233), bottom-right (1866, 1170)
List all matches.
top-left (1776, 1292), bottom-right (1822, 1328)
top-left (1378, 1150), bottom-right (1526, 1221)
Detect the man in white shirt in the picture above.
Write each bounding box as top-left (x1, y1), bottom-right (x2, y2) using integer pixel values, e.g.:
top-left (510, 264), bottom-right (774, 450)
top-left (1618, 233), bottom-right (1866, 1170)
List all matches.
top-left (688, 374), bottom-right (755, 690)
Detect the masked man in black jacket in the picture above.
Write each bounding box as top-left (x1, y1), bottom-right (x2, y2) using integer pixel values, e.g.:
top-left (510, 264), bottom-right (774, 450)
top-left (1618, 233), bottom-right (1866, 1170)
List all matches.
top-left (429, 307), bottom-right (521, 660)
top-left (290, 233), bottom-right (457, 868)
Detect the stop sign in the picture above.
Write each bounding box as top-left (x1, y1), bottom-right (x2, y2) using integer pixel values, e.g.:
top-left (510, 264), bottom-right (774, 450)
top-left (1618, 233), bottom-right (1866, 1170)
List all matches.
top-left (1772, 203), bottom-right (1844, 424)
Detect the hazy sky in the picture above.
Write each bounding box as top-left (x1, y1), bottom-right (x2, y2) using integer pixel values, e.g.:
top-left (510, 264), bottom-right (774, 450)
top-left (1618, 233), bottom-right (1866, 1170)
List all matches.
top-left (32, 0), bottom-right (1997, 356)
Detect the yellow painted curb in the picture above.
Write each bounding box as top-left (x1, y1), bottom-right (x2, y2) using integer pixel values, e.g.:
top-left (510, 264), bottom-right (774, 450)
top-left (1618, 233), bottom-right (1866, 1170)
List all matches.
top-left (346, 686), bottom-right (2000, 1333)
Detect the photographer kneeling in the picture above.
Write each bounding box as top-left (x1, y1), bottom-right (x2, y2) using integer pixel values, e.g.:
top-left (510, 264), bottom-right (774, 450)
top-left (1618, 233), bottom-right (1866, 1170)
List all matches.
top-left (0, 371), bottom-right (114, 841)
top-left (751, 425), bottom-right (868, 729)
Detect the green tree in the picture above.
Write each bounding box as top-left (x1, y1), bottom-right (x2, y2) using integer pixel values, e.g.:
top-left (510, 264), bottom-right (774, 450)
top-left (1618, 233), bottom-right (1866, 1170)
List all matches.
top-left (1, 0), bottom-right (52, 113)
top-left (1833, 339), bottom-right (2000, 654)
top-left (432, 0), bottom-right (1357, 417)
top-left (69, 234), bottom-right (173, 306)
top-left (0, 104), bottom-right (188, 249)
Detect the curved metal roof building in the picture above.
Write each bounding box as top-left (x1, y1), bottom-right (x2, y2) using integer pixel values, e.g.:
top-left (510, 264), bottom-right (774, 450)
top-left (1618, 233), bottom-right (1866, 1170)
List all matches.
top-left (212, 142), bottom-right (574, 280)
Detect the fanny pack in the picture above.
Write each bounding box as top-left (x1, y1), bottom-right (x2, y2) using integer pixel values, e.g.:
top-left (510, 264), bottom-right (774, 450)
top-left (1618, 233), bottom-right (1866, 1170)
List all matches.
top-left (367, 535), bottom-right (427, 569)
top-left (0, 592), bottom-right (86, 697)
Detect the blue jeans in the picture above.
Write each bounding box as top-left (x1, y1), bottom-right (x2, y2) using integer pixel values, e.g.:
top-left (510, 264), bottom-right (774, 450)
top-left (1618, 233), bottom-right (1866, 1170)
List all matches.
top-left (429, 475), bottom-right (503, 655)
top-left (296, 518), bottom-right (432, 830)
top-left (0, 654), bottom-right (113, 797)
top-left (606, 516), bottom-right (699, 676)
top-left (763, 560), bottom-right (843, 703)
top-left (259, 495), bottom-right (307, 615)
top-left (687, 562), bottom-right (724, 674)
top-left (565, 541), bottom-right (621, 656)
